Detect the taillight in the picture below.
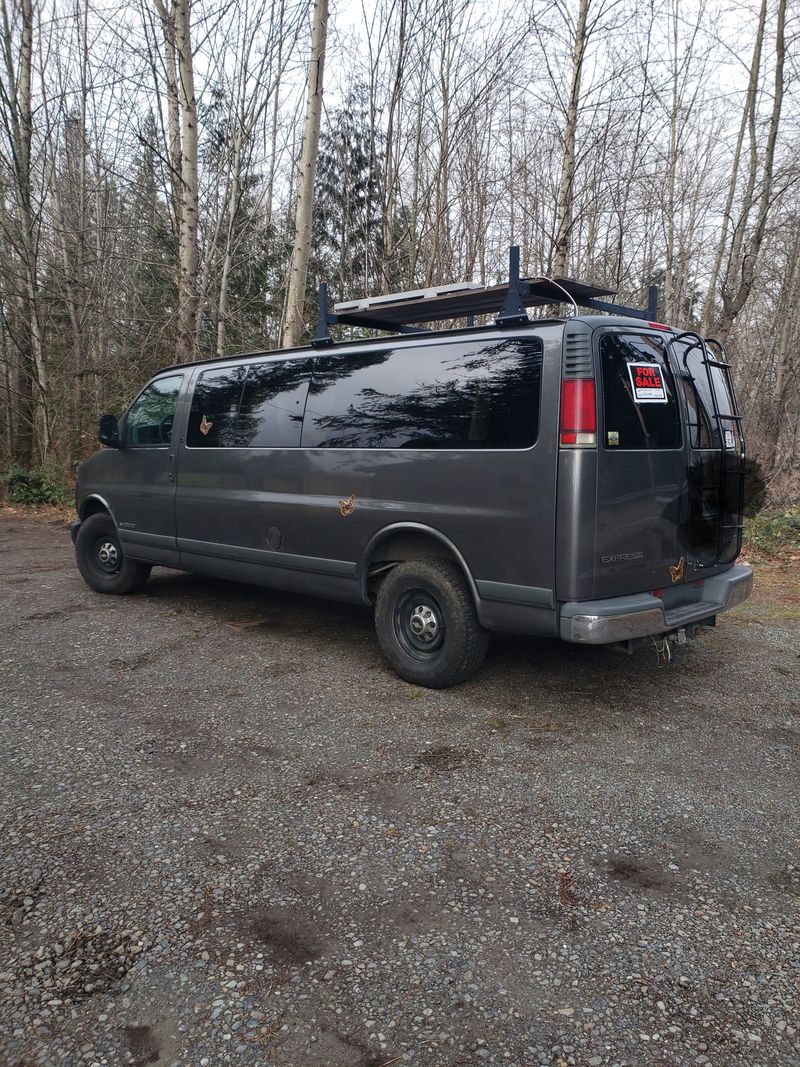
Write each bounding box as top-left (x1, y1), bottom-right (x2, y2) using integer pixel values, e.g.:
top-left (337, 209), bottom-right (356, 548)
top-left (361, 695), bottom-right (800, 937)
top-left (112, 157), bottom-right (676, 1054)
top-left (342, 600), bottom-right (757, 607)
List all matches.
top-left (647, 321), bottom-right (671, 330)
top-left (560, 378), bottom-right (597, 448)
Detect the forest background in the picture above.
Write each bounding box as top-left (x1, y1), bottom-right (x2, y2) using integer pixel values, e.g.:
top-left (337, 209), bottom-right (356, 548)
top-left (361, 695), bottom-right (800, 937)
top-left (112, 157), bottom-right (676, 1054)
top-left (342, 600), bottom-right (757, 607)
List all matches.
top-left (0, 0), bottom-right (798, 505)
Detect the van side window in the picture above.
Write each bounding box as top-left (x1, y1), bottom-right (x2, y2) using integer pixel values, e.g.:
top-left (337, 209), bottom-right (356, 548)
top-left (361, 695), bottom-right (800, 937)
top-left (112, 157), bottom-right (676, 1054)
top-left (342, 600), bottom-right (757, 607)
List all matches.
top-left (302, 338), bottom-right (542, 449)
top-left (125, 374), bottom-right (183, 446)
top-left (187, 366), bottom-right (245, 448)
top-left (237, 361), bottom-right (311, 447)
top-left (600, 333), bottom-right (681, 450)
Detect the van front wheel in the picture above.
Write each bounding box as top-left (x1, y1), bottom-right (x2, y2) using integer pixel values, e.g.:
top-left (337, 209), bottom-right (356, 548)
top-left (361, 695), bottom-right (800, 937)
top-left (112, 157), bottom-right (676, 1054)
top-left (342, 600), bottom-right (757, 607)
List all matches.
top-left (75, 513), bottom-right (151, 594)
top-left (374, 559), bottom-right (489, 688)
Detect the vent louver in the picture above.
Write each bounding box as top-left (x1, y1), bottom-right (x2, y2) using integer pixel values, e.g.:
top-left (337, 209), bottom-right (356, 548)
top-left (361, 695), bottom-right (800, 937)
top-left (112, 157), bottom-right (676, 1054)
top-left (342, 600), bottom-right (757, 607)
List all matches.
top-left (563, 330), bottom-right (593, 378)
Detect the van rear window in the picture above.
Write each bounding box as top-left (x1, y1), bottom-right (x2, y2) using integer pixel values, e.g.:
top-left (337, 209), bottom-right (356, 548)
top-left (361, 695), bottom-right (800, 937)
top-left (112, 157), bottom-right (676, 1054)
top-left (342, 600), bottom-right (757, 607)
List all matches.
top-left (600, 333), bottom-right (681, 450)
top-left (302, 338), bottom-right (542, 450)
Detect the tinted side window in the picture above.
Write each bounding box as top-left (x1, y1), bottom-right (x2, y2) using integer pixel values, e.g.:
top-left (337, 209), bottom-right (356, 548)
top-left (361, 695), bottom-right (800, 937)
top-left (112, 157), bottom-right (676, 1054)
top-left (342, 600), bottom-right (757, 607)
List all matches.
top-left (125, 374), bottom-right (183, 446)
top-left (600, 333), bottom-right (681, 450)
top-left (302, 338), bottom-right (542, 449)
top-left (237, 360), bottom-right (311, 447)
top-left (187, 366), bottom-right (245, 448)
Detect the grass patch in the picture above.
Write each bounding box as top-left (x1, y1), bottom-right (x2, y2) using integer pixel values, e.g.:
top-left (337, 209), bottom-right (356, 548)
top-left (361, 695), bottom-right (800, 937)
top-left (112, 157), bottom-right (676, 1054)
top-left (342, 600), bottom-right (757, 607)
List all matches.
top-left (743, 506), bottom-right (800, 561)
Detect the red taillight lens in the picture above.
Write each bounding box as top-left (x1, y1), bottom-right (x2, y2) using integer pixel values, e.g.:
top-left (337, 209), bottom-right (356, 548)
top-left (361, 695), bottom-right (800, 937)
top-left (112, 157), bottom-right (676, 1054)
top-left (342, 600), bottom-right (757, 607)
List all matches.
top-left (560, 378), bottom-right (597, 447)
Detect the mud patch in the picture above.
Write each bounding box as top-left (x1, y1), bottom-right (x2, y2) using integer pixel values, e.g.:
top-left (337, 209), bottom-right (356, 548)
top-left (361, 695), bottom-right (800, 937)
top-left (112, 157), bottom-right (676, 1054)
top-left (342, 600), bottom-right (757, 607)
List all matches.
top-left (673, 829), bottom-right (738, 873)
top-left (240, 905), bottom-right (328, 964)
top-left (124, 1025), bottom-right (160, 1065)
top-left (416, 745), bottom-right (483, 771)
top-left (769, 866), bottom-right (800, 896)
top-left (605, 856), bottom-right (674, 892)
top-left (25, 602), bottom-right (89, 621)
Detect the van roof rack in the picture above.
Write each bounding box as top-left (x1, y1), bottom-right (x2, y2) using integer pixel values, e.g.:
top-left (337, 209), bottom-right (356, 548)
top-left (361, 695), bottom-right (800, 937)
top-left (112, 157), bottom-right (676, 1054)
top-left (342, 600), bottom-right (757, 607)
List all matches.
top-left (312, 245), bottom-right (660, 346)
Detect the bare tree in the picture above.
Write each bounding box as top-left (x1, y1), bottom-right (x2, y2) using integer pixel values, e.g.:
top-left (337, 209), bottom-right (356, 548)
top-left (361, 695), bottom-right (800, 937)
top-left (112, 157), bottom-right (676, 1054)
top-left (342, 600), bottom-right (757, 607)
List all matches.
top-left (715, 0), bottom-right (787, 342)
top-left (0, 0), bottom-right (49, 463)
top-left (282, 0), bottom-right (327, 349)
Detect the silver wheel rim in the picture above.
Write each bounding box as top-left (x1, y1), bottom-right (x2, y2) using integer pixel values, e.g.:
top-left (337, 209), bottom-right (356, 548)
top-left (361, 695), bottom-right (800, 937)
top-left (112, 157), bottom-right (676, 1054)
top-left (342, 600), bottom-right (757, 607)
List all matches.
top-left (409, 603), bottom-right (440, 643)
top-left (96, 539), bottom-right (120, 572)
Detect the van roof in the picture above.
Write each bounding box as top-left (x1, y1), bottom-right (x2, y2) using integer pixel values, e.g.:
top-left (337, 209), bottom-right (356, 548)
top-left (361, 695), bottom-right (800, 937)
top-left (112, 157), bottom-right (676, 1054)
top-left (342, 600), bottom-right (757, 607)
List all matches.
top-left (157, 314), bottom-right (673, 377)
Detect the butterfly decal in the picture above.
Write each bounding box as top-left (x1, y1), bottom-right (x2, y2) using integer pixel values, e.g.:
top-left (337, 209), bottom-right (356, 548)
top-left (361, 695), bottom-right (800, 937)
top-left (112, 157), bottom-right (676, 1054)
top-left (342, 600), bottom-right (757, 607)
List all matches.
top-left (338, 494), bottom-right (356, 517)
top-left (199, 415), bottom-right (213, 436)
top-left (670, 556), bottom-right (685, 584)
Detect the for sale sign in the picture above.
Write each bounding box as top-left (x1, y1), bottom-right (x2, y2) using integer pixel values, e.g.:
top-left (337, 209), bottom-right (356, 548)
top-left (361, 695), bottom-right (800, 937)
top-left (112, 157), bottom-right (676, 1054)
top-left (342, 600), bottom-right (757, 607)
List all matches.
top-left (627, 361), bottom-right (668, 403)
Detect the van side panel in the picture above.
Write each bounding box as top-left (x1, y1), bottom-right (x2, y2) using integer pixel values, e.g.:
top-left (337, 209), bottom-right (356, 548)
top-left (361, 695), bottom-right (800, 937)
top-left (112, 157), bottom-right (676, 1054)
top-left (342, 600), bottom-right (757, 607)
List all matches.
top-left (172, 328), bottom-right (563, 636)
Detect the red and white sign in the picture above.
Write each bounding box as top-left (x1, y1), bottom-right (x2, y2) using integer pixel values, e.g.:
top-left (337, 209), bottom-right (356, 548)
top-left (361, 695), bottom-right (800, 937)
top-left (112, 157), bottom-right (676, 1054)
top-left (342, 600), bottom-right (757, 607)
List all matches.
top-left (627, 361), bottom-right (667, 403)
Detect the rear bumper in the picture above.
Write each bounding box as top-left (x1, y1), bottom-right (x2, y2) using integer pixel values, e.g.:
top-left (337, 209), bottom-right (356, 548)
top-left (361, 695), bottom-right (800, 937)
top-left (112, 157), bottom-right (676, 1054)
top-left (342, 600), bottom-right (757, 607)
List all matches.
top-left (559, 563), bottom-right (754, 644)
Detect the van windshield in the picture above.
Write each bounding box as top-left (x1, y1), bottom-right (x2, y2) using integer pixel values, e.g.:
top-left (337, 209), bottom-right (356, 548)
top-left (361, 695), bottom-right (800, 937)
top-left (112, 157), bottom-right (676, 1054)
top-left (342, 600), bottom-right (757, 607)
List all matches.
top-left (600, 332), bottom-right (681, 450)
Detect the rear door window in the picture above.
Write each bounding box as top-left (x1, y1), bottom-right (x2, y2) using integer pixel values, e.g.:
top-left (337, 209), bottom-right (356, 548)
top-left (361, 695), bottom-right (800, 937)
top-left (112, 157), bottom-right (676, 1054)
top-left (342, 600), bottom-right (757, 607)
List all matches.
top-left (187, 366), bottom-right (245, 448)
top-left (600, 332), bottom-right (681, 450)
top-left (237, 360), bottom-right (311, 447)
top-left (677, 340), bottom-right (742, 452)
top-left (302, 337), bottom-right (542, 449)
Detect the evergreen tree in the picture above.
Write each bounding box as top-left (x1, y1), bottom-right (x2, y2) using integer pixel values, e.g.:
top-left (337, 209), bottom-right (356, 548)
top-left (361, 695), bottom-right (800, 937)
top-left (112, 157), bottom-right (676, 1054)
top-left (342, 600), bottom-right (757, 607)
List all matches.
top-left (312, 90), bottom-right (383, 305)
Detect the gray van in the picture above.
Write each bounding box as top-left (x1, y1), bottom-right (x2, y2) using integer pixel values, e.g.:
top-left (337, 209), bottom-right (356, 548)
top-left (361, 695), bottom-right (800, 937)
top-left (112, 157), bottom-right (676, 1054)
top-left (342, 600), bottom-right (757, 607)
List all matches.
top-left (71, 250), bottom-right (752, 687)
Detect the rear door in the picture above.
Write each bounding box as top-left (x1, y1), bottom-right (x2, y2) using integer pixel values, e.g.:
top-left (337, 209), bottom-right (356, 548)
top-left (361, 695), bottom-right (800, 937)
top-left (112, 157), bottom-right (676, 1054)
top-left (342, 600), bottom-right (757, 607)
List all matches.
top-left (593, 328), bottom-right (686, 597)
top-left (672, 336), bottom-right (745, 576)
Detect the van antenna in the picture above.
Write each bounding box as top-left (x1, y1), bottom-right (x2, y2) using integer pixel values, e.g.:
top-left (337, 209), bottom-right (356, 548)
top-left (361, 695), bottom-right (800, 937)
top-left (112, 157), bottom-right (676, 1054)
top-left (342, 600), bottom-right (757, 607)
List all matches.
top-left (540, 276), bottom-right (578, 317)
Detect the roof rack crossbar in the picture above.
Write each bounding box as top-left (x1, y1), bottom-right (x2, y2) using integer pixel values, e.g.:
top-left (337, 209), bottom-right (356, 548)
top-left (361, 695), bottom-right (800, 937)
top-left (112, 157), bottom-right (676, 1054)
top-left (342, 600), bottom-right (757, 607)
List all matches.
top-left (580, 282), bottom-right (661, 322)
top-left (311, 247), bottom-right (661, 340)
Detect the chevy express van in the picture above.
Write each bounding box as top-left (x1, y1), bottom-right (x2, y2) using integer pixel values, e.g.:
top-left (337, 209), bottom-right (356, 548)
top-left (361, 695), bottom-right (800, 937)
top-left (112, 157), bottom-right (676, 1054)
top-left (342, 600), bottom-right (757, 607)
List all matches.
top-left (72, 254), bottom-right (752, 687)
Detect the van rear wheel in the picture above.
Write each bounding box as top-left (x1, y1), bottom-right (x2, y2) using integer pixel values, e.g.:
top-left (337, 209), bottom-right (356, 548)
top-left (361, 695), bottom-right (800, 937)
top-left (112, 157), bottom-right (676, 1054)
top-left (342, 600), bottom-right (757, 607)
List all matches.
top-left (75, 513), bottom-right (151, 594)
top-left (374, 559), bottom-right (489, 688)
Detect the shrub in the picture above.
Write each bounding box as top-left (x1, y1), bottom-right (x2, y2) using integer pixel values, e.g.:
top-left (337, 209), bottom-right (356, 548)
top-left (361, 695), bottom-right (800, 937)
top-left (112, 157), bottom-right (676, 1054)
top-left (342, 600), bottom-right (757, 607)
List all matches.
top-left (3, 465), bottom-right (72, 507)
top-left (743, 506), bottom-right (800, 559)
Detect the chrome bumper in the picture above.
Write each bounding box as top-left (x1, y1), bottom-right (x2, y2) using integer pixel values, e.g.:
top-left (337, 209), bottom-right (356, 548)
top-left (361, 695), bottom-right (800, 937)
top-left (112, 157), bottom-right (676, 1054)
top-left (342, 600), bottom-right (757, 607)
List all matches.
top-left (560, 564), bottom-right (754, 644)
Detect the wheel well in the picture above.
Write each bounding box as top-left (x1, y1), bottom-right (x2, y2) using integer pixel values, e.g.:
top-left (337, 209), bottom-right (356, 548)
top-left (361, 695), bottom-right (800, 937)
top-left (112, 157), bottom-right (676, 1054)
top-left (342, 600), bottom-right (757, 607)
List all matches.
top-left (80, 497), bottom-right (111, 521)
top-left (363, 529), bottom-right (477, 603)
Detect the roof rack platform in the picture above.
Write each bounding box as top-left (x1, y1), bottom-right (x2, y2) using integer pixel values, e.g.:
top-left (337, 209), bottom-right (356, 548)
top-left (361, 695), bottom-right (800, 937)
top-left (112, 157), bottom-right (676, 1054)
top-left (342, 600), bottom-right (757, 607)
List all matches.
top-left (312, 246), bottom-right (659, 346)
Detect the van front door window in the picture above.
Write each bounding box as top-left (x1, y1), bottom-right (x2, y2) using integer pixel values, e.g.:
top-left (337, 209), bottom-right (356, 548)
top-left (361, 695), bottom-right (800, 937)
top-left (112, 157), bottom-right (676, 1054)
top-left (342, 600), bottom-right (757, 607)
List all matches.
top-left (125, 375), bottom-right (183, 446)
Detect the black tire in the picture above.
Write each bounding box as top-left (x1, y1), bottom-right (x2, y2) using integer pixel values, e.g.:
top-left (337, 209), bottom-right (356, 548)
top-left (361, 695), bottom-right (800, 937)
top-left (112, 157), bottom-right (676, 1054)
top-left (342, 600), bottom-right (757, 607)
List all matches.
top-left (75, 512), bottom-right (151, 595)
top-left (374, 558), bottom-right (489, 688)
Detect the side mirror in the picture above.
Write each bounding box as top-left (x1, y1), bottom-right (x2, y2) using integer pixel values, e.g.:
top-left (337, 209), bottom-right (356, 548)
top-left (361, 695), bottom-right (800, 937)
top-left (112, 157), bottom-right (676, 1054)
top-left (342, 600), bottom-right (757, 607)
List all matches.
top-left (98, 414), bottom-right (121, 448)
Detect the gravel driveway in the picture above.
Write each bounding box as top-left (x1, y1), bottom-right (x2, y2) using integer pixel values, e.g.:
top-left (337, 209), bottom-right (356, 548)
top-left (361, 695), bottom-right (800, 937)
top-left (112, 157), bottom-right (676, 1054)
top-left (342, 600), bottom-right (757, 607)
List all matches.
top-left (1, 513), bottom-right (798, 1067)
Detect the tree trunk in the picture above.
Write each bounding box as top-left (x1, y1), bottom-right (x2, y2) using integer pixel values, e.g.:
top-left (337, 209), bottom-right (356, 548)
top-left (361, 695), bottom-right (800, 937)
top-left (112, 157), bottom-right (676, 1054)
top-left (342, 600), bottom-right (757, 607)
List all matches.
top-left (551, 0), bottom-right (589, 278)
top-left (282, 0), bottom-right (328, 349)
top-left (701, 0), bottom-right (766, 333)
top-left (154, 0), bottom-right (182, 236)
top-left (174, 0), bottom-right (199, 363)
top-left (717, 0), bottom-right (786, 342)
top-left (2, 0), bottom-right (50, 463)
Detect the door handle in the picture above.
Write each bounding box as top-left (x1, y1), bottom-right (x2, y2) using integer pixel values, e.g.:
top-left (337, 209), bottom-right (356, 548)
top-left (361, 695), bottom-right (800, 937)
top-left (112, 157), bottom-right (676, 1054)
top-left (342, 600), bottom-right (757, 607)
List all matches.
top-left (168, 453), bottom-right (175, 483)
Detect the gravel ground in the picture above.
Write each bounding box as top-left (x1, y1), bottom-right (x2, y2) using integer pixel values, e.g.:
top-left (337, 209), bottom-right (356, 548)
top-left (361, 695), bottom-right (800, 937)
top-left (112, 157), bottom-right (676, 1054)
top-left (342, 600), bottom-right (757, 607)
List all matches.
top-left (1, 512), bottom-right (798, 1067)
